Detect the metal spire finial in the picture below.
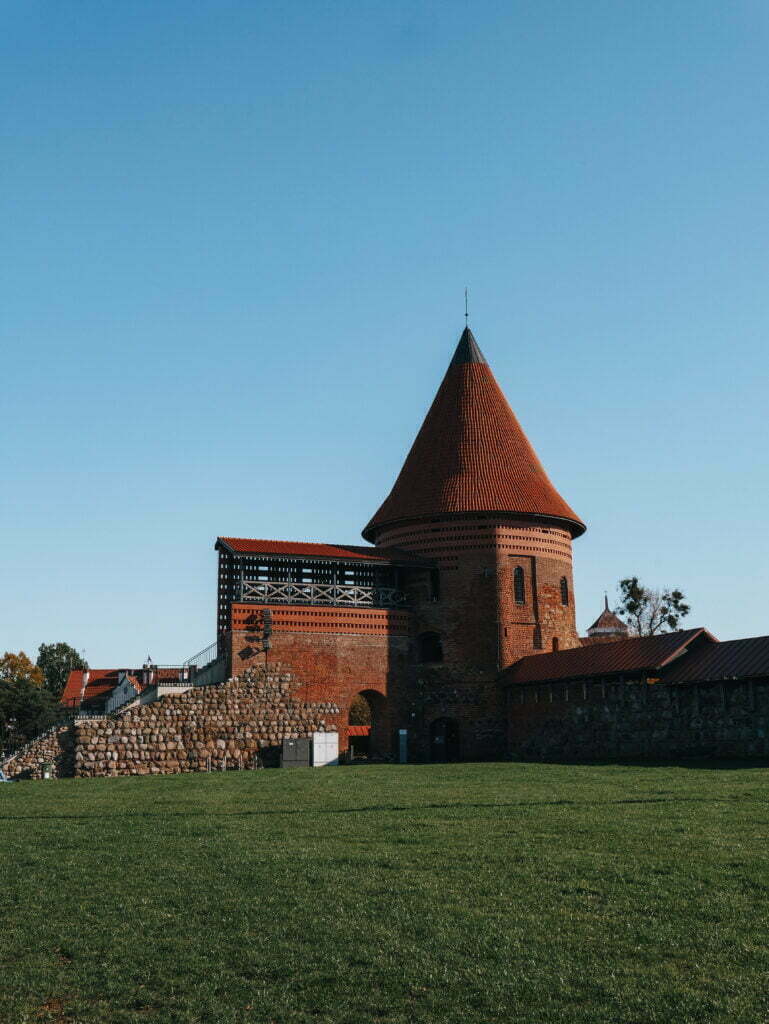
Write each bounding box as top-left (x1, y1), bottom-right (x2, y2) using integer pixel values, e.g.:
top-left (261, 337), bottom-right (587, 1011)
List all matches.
top-left (464, 287), bottom-right (469, 326)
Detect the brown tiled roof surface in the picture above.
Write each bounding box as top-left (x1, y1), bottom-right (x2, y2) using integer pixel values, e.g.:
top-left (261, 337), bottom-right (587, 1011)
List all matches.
top-left (363, 329), bottom-right (585, 541)
top-left (662, 636), bottom-right (769, 683)
top-left (587, 608), bottom-right (628, 633)
top-left (216, 537), bottom-right (431, 564)
top-left (503, 629), bottom-right (711, 685)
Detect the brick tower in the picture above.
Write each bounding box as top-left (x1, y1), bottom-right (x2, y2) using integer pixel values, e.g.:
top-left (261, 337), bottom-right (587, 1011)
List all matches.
top-left (363, 327), bottom-right (585, 757)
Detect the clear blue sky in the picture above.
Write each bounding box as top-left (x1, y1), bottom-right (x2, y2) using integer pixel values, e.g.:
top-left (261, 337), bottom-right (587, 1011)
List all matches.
top-left (2, 1), bottom-right (768, 666)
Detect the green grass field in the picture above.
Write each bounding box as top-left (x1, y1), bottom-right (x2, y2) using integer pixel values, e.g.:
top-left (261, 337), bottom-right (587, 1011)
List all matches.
top-left (2, 763), bottom-right (769, 1024)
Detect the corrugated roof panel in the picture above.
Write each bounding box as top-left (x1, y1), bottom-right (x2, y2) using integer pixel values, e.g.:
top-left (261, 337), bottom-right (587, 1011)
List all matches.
top-left (504, 629), bottom-right (710, 685)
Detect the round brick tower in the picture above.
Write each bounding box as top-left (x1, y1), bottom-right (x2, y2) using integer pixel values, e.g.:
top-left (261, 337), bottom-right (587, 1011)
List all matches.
top-left (363, 327), bottom-right (586, 678)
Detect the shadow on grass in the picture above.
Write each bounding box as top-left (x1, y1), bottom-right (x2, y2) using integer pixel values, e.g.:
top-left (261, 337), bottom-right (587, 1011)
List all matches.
top-left (0, 792), bottom-right (760, 822)
top-left (520, 758), bottom-right (769, 770)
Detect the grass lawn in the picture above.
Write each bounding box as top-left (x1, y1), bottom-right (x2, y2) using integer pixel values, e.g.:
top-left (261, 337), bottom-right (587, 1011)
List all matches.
top-left (1, 763), bottom-right (769, 1024)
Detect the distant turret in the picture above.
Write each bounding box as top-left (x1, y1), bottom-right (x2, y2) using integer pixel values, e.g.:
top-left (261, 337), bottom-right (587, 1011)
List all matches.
top-left (585, 595), bottom-right (629, 642)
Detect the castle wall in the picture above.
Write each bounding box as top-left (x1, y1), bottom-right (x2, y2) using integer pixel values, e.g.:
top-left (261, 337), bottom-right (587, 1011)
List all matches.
top-left (1, 724), bottom-right (74, 780)
top-left (507, 678), bottom-right (769, 761)
top-left (74, 666), bottom-right (340, 777)
top-left (228, 603), bottom-right (411, 757)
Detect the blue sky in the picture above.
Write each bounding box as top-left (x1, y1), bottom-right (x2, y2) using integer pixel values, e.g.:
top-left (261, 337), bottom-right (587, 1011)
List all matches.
top-left (2, 1), bottom-right (768, 666)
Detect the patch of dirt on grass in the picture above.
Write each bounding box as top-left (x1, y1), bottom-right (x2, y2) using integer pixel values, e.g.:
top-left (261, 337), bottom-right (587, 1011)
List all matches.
top-left (36, 997), bottom-right (72, 1022)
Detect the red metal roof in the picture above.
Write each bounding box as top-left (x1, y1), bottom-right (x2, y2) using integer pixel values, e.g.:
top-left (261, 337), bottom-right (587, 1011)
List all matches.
top-left (216, 537), bottom-right (430, 564)
top-left (347, 725), bottom-right (371, 737)
top-left (662, 635), bottom-right (769, 684)
top-left (363, 328), bottom-right (585, 541)
top-left (504, 629), bottom-right (714, 685)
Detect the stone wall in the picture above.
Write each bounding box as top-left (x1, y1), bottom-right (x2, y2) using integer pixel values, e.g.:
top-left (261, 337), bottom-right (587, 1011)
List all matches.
top-left (2, 724), bottom-right (74, 780)
top-left (508, 677), bottom-right (769, 761)
top-left (74, 665), bottom-right (340, 777)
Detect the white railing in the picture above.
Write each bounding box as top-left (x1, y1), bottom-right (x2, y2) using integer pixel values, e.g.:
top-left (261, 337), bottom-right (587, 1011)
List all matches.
top-left (239, 580), bottom-right (408, 608)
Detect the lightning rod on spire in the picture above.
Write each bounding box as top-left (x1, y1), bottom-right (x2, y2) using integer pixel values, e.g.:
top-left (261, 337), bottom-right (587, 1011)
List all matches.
top-left (464, 287), bottom-right (469, 326)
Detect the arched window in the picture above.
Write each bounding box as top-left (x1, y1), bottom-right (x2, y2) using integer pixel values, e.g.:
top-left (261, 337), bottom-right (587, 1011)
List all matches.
top-left (514, 566), bottom-right (525, 605)
top-left (560, 576), bottom-right (569, 606)
top-left (417, 632), bottom-right (443, 664)
top-left (552, 637), bottom-right (560, 652)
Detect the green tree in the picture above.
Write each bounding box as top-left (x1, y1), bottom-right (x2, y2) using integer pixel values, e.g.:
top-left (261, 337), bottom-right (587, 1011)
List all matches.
top-left (0, 652), bottom-right (58, 753)
top-left (36, 642), bottom-right (88, 699)
top-left (616, 577), bottom-right (691, 637)
top-left (348, 694), bottom-right (372, 725)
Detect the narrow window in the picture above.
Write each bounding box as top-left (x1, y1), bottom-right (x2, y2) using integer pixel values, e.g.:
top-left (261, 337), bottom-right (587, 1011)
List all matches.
top-left (552, 637), bottom-right (560, 652)
top-left (560, 576), bottom-right (569, 606)
top-left (514, 566), bottom-right (525, 605)
top-left (417, 632), bottom-right (443, 664)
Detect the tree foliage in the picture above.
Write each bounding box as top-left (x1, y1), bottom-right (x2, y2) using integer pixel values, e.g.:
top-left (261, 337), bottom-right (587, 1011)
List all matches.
top-left (615, 577), bottom-right (691, 637)
top-left (348, 694), bottom-right (372, 725)
top-left (36, 642), bottom-right (88, 699)
top-left (0, 651), bottom-right (44, 688)
top-left (0, 652), bottom-right (58, 753)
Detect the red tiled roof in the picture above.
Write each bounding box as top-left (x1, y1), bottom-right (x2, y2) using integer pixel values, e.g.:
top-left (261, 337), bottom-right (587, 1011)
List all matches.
top-left (216, 537), bottom-right (431, 564)
top-left (61, 669), bottom-right (121, 708)
top-left (60, 667), bottom-right (181, 708)
top-left (503, 629), bottom-right (714, 685)
top-left (363, 328), bottom-right (585, 541)
top-left (347, 725), bottom-right (371, 737)
top-left (587, 598), bottom-right (629, 635)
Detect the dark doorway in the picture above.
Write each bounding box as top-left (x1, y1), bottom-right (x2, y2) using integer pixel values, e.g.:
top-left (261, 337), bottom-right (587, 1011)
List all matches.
top-left (430, 717), bottom-right (460, 762)
top-left (349, 690), bottom-right (387, 760)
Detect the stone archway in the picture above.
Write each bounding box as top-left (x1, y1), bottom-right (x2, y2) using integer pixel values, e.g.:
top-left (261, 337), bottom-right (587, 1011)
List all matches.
top-left (348, 689), bottom-right (388, 760)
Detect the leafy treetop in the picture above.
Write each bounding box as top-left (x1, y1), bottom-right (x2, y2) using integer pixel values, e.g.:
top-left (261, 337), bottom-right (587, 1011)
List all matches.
top-left (615, 577), bottom-right (691, 637)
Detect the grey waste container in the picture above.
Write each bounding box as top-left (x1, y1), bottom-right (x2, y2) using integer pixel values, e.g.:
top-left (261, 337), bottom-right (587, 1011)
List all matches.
top-left (281, 737), bottom-right (310, 767)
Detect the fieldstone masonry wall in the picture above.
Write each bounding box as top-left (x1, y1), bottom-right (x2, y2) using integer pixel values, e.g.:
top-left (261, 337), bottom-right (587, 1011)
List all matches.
top-left (2, 724), bottom-right (74, 780)
top-left (74, 665), bottom-right (340, 777)
top-left (509, 678), bottom-right (769, 761)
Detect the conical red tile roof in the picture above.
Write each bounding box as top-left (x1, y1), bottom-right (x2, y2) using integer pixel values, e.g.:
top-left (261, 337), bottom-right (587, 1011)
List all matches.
top-left (362, 328), bottom-right (585, 541)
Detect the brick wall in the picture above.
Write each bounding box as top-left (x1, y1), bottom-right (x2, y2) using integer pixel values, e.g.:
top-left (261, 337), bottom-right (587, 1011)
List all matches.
top-left (507, 677), bottom-right (769, 760)
top-left (377, 515), bottom-right (580, 672)
top-left (227, 604), bottom-right (411, 757)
